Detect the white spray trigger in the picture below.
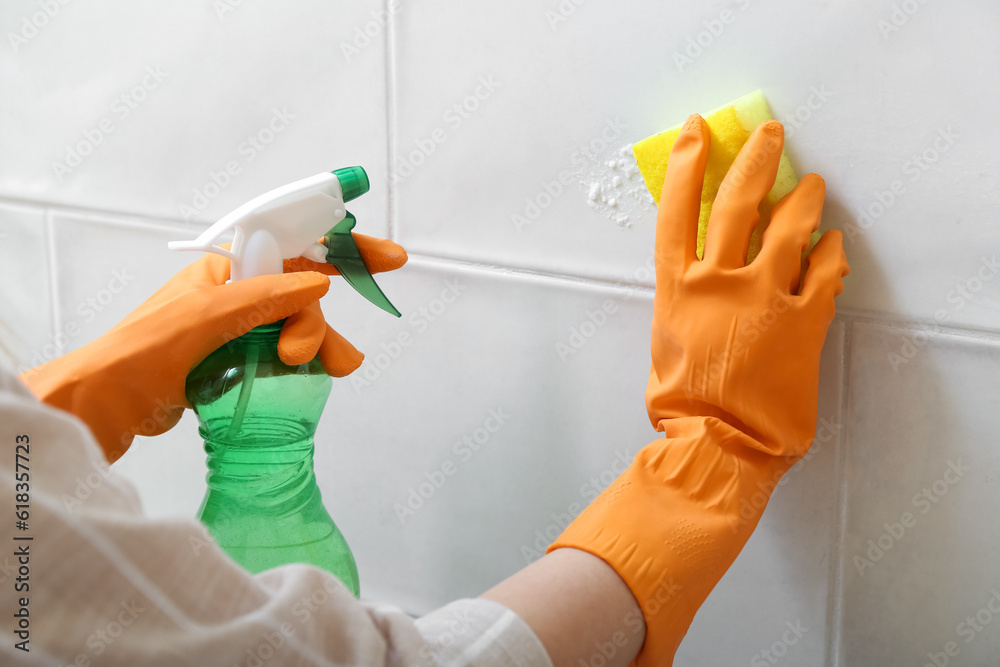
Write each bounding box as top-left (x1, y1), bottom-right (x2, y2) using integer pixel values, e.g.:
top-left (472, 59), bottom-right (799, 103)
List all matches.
top-left (168, 171), bottom-right (348, 282)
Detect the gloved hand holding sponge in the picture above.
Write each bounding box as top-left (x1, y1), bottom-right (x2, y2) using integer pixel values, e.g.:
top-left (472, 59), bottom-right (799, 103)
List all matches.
top-left (545, 112), bottom-right (849, 665)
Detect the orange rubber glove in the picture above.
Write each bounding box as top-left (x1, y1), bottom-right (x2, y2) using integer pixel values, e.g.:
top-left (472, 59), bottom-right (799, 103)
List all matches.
top-left (547, 115), bottom-right (849, 665)
top-left (19, 234), bottom-right (406, 464)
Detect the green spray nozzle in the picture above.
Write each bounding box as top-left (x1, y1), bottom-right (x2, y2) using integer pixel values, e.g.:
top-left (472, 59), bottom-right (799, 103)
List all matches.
top-left (324, 167), bottom-right (401, 318)
top-left (332, 166), bottom-right (369, 202)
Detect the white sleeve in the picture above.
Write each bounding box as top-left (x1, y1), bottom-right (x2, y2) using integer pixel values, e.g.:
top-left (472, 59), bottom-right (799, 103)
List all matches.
top-left (0, 364), bottom-right (552, 667)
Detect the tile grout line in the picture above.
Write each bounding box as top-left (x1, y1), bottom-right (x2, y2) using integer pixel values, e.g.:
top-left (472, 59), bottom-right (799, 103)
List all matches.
top-left (383, 0), bottom-right (397, 242)
top-left (0, 195), bottom-right (203, 233)
top-left (832, 309), bottom-right (1000, 343)
top-left (403, 253), bottom-right (1000, 338)
top-left (427, 255), bottom-right (1000, 341)
top-left (405, 251), bottom-right (655, 295)
top-left (6, 197), bottom-right (1000, 344)
top-left (44, 208), bottom-right (62, 356)
top-left (826, 318), bottom-right (853, 667)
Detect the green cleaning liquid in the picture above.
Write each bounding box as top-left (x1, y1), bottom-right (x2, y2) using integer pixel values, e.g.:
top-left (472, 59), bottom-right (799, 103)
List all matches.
top-left (185, 320), bottom-right (359, 596)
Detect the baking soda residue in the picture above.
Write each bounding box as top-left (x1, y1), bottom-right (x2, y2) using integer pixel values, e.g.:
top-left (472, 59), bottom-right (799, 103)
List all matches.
top-left (575, 144), bottom-right (656, 229)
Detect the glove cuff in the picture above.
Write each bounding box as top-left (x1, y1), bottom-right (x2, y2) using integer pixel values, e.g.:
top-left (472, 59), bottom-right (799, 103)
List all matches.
top-left (546, 416), bottom-right (796, 666)
top-left (18, 341), bottom-right (170, 463)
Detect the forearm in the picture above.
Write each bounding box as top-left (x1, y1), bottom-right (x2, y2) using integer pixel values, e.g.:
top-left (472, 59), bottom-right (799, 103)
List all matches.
top-left (480, 547), bottom-right (645, 667)
top-left (5, 365), bottom-right (552, 666)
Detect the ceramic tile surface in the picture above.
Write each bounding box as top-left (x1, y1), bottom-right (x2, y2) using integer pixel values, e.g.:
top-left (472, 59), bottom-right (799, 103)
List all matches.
top-left (49, 210), bottom-right (211, 350)
top-left (842, 323), bottom-right (1000, 666)
top-left (392, 1), bottom-right (1000, 331)
top-left (0, 203), bottom-right (53, 371)
top-left (0, 0), bottom-right (390, 235)
top-left (310, 257), bottom-right (657, 613)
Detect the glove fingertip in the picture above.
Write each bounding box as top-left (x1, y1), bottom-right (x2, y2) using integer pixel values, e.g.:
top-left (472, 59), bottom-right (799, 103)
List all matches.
top-left (356, 236), bottom-right (409, 274)
top-left (318, 325), bottom-right (365, 377)
top-left (801, 230), bottom-right (849, 305)
top-left (277, 337), bottom-right (315, 367)
top-left (277, 302), bottom-right (326, 365)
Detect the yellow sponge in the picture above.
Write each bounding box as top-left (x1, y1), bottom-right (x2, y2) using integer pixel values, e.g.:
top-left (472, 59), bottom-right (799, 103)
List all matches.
top-left (632, 90), bottom-right (807, 263)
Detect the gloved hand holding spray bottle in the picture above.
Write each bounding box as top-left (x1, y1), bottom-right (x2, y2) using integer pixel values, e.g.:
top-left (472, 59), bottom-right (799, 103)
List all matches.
top-left (169, 167), bottom-right (399, 597)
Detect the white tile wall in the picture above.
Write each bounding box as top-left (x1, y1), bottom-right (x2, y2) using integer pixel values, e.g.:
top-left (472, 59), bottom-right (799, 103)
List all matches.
top-left (389, 0), bottom-right (1000, 333)
top-left (2, 1), bottom-right (998, 664)
top-left (842, 324), bottom-right (1000, 666)
top-left (49, 210), bottom-right (211, 349)
top-left (314, 258), bottom-right (656, 613)
top-left (0, 203), bottom-right (53, 371)
top-left (0, 0), bottom-right (391, 233)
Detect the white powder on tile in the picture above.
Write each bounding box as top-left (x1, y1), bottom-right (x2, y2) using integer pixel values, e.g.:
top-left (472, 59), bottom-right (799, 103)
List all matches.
top-left (575, 142), bottom-right (655, 229)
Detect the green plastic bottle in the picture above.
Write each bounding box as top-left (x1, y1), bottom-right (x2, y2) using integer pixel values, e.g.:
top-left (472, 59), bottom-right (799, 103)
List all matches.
top-left (185, 320), bottom-right (360, 596)
top-left (170, 166), bottom-right (401, 597)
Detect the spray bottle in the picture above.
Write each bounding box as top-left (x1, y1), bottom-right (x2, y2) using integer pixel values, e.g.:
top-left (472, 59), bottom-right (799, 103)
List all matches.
top-left (169, 167), bottom-right (399, 597)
